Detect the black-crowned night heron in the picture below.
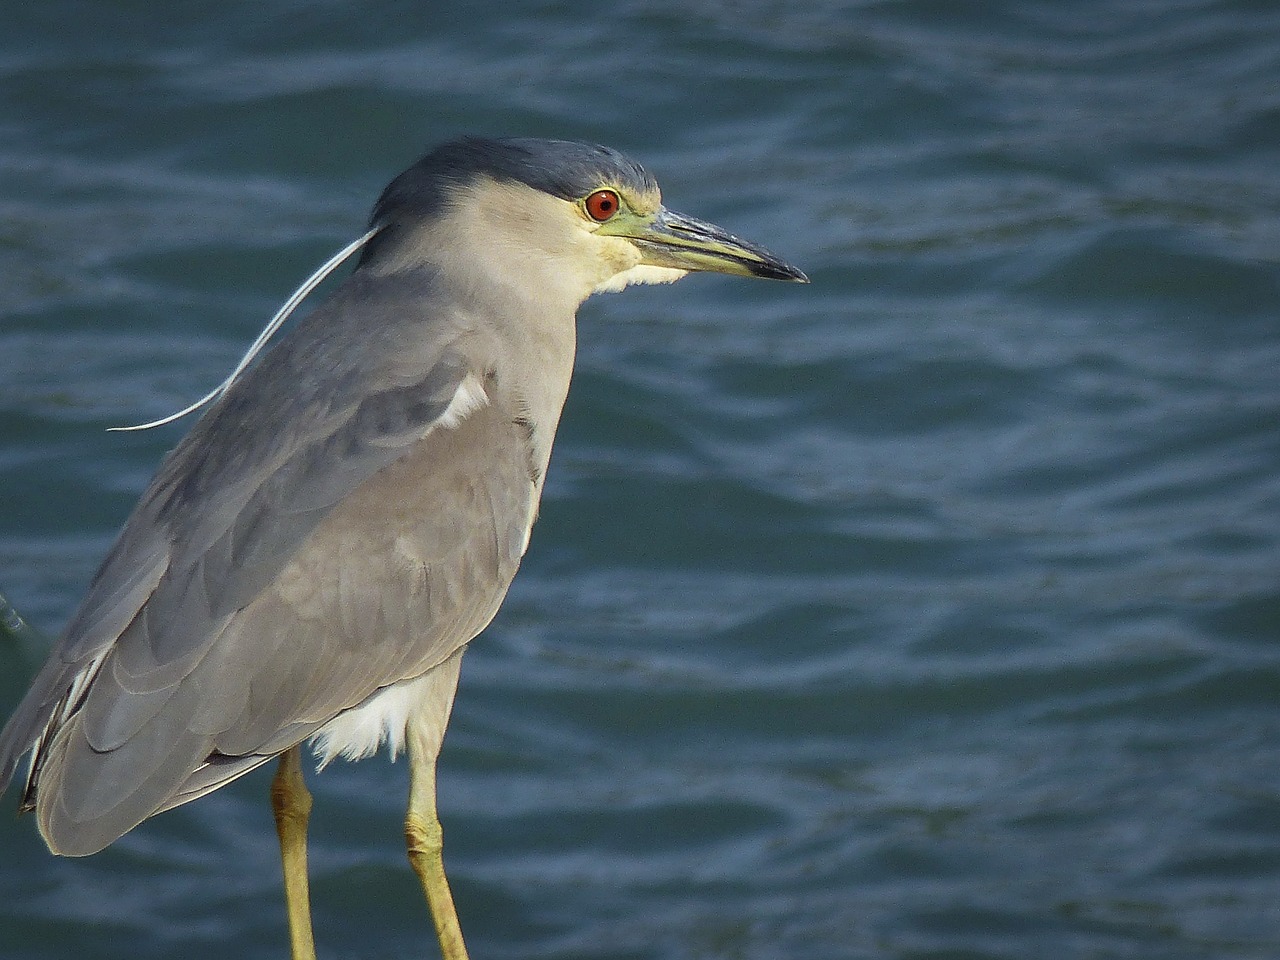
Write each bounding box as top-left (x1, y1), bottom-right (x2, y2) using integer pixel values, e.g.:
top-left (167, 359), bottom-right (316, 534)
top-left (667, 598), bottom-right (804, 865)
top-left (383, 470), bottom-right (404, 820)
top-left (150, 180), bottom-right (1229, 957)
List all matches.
top-left (0, 136), bottom-right (806, 960)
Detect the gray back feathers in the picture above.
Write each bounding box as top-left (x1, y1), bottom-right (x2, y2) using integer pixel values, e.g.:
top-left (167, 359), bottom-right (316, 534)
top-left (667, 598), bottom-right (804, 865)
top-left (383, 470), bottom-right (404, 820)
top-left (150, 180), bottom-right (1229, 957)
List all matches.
top-left (0, 138), bottom-right (605, 852)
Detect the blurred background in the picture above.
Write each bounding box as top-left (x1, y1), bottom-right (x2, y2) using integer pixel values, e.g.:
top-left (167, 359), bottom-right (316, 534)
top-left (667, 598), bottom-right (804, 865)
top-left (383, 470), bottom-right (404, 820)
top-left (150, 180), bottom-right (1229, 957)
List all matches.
top-left (1, 1), bottom-right (1278, 958)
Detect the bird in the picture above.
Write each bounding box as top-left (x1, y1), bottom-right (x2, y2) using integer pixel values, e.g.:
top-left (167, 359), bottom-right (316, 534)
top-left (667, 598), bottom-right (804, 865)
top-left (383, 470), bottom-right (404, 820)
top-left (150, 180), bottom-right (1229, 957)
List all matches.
top-left (0, 136), bottom-right (807, 960)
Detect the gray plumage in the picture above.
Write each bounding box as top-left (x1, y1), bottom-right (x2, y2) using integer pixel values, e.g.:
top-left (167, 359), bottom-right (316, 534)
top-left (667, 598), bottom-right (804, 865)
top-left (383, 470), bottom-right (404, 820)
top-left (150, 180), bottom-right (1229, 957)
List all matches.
top-left (4, 262), bottom-right (548, 853)
top-left (0, 135), bottom-right (805, 882)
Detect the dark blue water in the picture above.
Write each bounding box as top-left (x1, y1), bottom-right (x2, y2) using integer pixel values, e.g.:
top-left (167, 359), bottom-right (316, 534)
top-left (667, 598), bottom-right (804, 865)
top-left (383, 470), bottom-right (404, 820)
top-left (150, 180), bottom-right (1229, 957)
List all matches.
top-left (2, 2), bottom-right (1279, 958)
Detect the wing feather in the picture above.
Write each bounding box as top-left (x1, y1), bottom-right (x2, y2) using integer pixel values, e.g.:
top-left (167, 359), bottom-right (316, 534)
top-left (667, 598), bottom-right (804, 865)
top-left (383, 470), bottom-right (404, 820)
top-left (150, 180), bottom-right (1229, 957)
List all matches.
top-left (0, 269), bottom-right (541, 857)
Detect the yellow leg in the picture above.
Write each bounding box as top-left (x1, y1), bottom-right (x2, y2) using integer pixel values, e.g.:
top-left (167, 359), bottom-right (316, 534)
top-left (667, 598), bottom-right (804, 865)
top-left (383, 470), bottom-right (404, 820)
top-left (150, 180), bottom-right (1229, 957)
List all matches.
top-left (272, 746), bottom-right (318, 960)
top-left (406, 743), bottom-right (469, 960)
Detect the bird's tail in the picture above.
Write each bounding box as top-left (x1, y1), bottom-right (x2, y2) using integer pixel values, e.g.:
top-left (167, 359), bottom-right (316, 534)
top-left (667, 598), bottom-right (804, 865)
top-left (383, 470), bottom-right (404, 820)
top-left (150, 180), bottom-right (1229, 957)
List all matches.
top-left (1, 588), bottom-right (46, 653)
top-left (0, 588), bottom-right (49, 803)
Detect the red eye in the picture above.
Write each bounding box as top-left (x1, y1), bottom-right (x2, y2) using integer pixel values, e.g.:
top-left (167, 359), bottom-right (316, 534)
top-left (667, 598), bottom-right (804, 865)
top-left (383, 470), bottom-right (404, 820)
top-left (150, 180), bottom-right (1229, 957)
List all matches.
top-left (585, 189), bottom-right (620, 222)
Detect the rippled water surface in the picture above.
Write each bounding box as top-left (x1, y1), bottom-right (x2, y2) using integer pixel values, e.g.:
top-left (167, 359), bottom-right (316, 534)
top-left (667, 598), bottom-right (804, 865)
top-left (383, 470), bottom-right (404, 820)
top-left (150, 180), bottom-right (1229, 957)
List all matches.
top-left (2, 2), bottom-right (1279, 958)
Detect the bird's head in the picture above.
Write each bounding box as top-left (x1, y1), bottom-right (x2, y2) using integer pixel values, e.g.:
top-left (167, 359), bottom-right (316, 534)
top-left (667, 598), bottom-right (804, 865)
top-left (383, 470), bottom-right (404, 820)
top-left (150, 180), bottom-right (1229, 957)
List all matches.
top-left (359, 137), bottom-right (808, 305)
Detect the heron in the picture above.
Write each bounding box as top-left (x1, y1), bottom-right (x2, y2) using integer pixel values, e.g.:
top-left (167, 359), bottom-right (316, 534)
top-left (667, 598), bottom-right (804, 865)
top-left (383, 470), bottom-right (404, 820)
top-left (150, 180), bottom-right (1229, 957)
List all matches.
top-left (0, 136), bottom-right (807, 960)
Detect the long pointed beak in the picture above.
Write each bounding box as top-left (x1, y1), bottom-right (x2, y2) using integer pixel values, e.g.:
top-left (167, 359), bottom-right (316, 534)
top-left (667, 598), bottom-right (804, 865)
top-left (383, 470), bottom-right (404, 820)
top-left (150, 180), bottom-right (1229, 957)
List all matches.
top-left (609, 207), bottom-right (809, 283)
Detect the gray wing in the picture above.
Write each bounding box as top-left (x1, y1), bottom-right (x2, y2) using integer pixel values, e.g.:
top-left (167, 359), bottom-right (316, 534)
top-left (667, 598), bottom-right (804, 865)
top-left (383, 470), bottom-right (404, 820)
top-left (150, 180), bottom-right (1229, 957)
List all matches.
top-left (0, 270), bottom-right (538, 855)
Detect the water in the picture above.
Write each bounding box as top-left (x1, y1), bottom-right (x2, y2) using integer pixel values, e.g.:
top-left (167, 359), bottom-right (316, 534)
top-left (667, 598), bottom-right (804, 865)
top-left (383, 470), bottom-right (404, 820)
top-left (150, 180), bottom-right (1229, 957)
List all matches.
top-left (2, 2), bottom-right (1279, 958)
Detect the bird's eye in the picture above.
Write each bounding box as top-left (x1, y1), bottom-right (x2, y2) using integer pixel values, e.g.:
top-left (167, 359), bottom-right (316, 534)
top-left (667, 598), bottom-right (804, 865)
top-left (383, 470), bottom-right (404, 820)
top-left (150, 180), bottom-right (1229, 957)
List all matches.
top-left (584, 189), bottom-right (621, 222)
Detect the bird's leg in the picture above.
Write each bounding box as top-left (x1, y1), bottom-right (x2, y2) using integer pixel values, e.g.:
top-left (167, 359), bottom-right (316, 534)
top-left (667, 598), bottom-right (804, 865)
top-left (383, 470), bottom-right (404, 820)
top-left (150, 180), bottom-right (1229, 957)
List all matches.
top-left (405, 648), bottom-right (468, 960)
top-left (406, 750), bottom-right (468, 960)
top-left (272, 745), bottom-right (318, 960)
